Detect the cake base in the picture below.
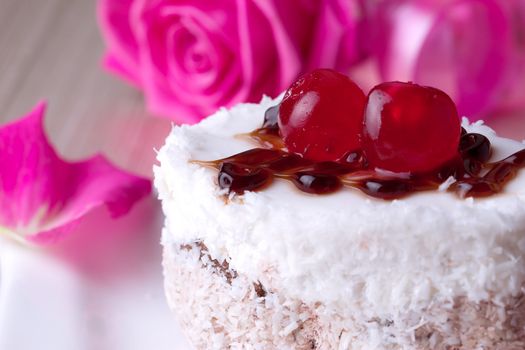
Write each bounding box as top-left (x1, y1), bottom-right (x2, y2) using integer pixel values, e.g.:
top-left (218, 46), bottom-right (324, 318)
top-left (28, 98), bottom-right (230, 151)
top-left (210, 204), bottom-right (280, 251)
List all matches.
top-left (163, 242), bottom-right (525, 350)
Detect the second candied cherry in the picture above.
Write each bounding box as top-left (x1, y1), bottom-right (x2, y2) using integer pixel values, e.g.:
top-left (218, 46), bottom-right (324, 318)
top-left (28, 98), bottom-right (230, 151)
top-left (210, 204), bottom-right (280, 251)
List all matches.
top-left (362, 82), bottom-right (461, 173)
top-left (278, 69), bottom-right (366, 162)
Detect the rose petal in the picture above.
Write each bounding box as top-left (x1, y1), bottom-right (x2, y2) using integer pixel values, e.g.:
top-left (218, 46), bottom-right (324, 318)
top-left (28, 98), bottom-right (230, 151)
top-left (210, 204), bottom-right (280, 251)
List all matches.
top-left (495, 0), bottom-right (525, 113)
top-left (131, 0), bottom-right (243, 123)
top-left (132, 0), bottom-right (319, 122)
top-left (373, 0), bottom-right (510, 119)
top-left (233, 0), bottom-right (294, 103)
top-left (308, 0), bottom-right (362, 71)
top-left (98, 0), bottom-right (142, 84)
top-left (103, 53), bottom-right (142, 87)
top-left (0, 102), bottom-right (151, 243)
top-left (99, 0), bottom-right (330, 123)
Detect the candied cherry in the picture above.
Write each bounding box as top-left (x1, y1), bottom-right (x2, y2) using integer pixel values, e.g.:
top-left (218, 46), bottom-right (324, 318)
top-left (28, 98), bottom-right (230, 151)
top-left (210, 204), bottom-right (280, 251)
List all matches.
top-left (362, 82), bottom-right (461, 173)
top-left (278, 69), bottom-right (366, 162)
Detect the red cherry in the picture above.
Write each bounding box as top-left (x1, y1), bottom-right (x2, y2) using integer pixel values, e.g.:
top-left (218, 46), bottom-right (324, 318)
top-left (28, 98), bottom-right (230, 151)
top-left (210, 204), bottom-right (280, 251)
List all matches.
top-left (362, 82), bottom-right (461, 173)
top-left (278, 69), bottom-right (366, 162)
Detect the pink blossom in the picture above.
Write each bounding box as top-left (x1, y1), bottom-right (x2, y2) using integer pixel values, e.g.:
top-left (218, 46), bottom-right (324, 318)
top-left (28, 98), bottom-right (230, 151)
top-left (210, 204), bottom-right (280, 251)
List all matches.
top-left (308, 0), bottom-right (363, 71)
top-left (0, 103), bottom-right (151, 243)
top-left (98, 0), bottom-right (142, 86)
top-left (369, 0), bottom-right (511, 119)
top-left (98, 0), bottom-right (363, 123)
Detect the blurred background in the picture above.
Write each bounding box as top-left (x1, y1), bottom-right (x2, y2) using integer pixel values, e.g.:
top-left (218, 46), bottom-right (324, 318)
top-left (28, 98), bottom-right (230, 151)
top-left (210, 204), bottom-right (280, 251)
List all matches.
top-left (0, 0), bottom-right (171, 178)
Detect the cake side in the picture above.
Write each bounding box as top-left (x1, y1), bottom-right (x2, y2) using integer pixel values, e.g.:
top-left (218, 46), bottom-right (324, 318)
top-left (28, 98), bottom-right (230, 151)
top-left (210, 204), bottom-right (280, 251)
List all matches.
top-left (162, 241), bottom-right (525, 350)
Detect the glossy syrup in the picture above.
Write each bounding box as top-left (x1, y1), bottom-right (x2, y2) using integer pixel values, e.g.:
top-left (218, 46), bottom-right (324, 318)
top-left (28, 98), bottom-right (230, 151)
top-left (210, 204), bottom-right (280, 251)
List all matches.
top-left (194, 108), bottom-right (525, 200)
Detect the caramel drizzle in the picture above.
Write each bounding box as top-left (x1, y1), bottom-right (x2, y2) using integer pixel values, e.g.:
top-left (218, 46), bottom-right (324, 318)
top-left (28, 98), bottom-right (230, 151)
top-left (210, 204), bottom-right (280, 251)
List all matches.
top-left (194, 106), bottom-right (525, 199)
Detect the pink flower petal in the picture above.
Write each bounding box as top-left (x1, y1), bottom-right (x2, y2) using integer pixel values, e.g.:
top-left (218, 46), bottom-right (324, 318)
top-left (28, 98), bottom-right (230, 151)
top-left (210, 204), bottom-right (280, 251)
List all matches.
top-left (496, 0), bottom-right (525, 114)
top-left (103, 53), bottom-right (142, 87)
top-left (98, 0), bottom-right (368, 123)
top-left (239, 0), bottom-right (303, 98)
top-left (307, 0), bottom-right (362, 71)
top-left (0, 102), bottom-right (151, 243)
top-left (97, 0), bottom-right (142, 84)
top-left (130, 0), bottom-right (243, 122)
top-left (100, 0), bottom-right (322, 123)
top-left (372, 0), bottom-right (510, 119)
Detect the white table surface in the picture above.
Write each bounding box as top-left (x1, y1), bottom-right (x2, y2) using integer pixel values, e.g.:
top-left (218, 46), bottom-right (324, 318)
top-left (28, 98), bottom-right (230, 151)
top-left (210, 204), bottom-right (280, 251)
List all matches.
top-left (0, 199), bottom-right (191, 350)
top-left (0, 1), bottom-right (524, 350)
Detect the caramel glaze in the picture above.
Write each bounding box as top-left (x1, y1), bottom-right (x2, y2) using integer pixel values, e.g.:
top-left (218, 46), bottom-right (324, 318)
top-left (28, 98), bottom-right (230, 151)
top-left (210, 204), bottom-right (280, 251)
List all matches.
top-left (194, 105), bottom-right (525, 200)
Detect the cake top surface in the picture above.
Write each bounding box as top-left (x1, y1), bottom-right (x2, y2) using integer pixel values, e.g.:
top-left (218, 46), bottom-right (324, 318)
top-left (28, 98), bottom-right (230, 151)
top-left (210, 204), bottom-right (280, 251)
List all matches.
top-left (155, 95), bottom-right (525, 319)
top-left (187, 70), bottom-right (525, 200)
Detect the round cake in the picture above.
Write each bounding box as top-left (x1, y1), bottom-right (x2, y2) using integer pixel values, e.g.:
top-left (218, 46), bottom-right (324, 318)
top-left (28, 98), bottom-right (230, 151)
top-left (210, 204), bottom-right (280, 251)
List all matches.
top-left (154, 76), bottom-right (525, 349)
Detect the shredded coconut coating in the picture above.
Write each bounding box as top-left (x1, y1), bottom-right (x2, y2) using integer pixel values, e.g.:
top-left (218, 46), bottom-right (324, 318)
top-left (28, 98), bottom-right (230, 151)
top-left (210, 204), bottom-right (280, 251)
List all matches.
top-left (154, 97), bottom-right (525, 348)
top-left (154, 97), bottom-right (525, 318)
top-left (163, 242), bottom-right (525, 349)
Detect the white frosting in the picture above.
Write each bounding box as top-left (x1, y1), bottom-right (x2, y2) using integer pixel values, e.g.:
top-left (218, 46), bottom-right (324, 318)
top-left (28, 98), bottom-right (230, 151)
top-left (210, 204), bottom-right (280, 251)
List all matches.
top-left (154, 96), bottom-right (525, 320)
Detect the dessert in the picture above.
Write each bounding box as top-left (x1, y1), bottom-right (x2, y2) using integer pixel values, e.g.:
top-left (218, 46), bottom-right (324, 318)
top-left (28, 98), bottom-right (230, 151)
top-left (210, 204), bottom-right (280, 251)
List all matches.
top-left (154, 69), bottom-right (525, 349)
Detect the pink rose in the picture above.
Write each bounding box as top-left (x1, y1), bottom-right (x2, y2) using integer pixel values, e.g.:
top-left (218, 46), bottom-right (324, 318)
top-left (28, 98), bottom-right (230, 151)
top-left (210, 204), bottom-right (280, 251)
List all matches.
top-left (308, 0), bottom-right (363, 71)
top-left (98, 0), bottom-right (142, 85)
top-left (98, 0), bottom-right (312, 123)
top-left (367, 0), bottom-right (512, 119)
top-left (98, 0), bottom-right (363, 123)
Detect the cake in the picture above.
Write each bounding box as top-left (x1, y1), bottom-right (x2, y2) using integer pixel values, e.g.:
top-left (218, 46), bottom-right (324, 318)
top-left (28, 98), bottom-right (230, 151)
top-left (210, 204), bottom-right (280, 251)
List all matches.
top-left (154, 69), bottom-right (525, 349)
